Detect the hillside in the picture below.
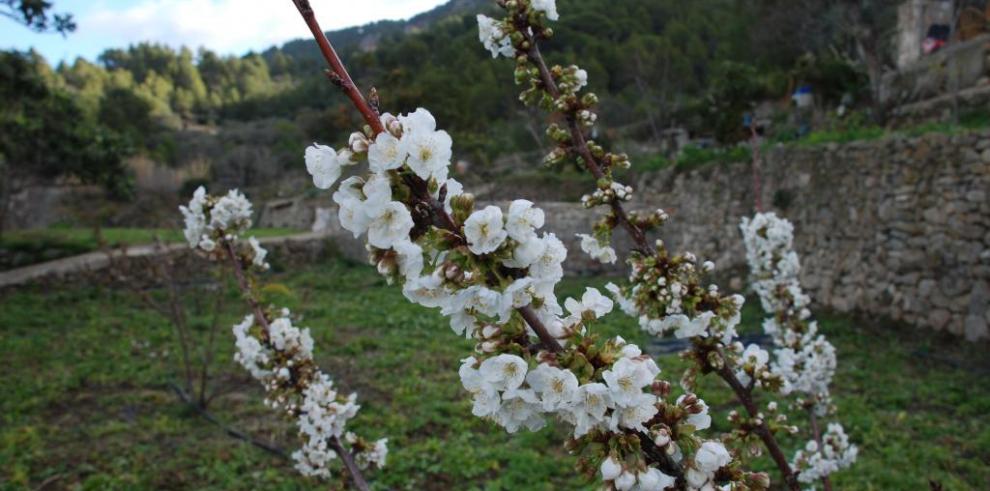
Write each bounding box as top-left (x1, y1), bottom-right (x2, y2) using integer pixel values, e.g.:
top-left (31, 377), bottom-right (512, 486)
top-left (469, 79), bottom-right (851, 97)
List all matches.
top-left (1, 0), bottom-right (894, 229)
top-left (268, 0), bottom-right (489, 61)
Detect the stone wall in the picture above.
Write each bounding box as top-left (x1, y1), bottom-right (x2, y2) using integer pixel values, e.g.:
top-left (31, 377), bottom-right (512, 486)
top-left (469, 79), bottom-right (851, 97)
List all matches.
top-left (634, 130), bottom-right (990, 341)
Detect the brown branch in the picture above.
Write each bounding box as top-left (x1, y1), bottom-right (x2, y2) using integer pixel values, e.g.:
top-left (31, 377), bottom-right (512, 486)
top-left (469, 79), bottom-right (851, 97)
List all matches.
top-left (517, 305), bottom-right (563, 353)
top-left (329, 435), bottom-right (372, 491)
top-left (637, 431), bottom-right (684, 478)
top-left (520, 31), bottom-right (651, 256)
top-left (197, 281), bottom-right (228, 407)
top-left (290, 0), bottom-right (384, 135)
top-left (224, 240), bottom-right (268, 327)
top-left (169, 382), bottom-right (290, 460)
top-left (716, 363), bottom-right (799, 490)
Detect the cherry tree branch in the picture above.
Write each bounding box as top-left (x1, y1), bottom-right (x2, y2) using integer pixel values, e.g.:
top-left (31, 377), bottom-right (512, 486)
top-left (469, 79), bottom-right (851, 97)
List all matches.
top-left (519, 22), bottom-right (799, 491)
top-left (715, 361), bottom-right (799, 489)
top-left (222, 240), bottom-right (372, 491)
top-left (290, 0), bottom-right (384, 135)
top-left (519, 32), bottom-right (651, 256)
top-left (286, 0), bottom-right (563, 357)
top-left (329, 436), bottom-right (372, 491)
top-left (286, 1), bottom-right (688, 479)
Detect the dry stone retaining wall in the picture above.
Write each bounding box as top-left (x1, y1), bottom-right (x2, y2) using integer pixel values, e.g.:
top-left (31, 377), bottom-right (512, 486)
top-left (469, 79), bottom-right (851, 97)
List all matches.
top-left (634, 130), bottom-right (990, 341)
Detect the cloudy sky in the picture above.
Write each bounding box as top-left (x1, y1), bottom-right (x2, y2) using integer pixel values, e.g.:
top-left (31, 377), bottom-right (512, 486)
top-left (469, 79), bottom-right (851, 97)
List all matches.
top-left (1, 0), bottom-right (448, 63)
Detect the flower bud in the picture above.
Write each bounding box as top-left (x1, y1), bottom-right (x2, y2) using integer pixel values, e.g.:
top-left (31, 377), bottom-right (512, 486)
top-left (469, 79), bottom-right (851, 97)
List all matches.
top-left (614, 471), bottom-right (636, 490)
top-left (450, 193), bottom-right (475, 219)
top-left (652, 426), bottom-right (671, 447)
top-left (376, 255), bottom-right (397, 277)
top-left (599, 456), bottom-right (622, 481)
top-left (652, 380), bottom-right (671, 398)
top-left (748, 472), bottom-right (771, 489)
top-left (443, 263), bottom-right (463, 281)
top-left (680, 393), bottom-right (698, 407)
top-left (481, 324), bottom-right (500, 339)
top-left (349, 132), bottom-right (369, 153)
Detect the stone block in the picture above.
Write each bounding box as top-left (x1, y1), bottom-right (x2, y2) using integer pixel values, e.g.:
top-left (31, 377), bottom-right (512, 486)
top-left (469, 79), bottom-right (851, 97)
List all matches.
top-left (965, 315), bottom-right (988, 341)
top-left (929, 309), bottom-right (952, 330)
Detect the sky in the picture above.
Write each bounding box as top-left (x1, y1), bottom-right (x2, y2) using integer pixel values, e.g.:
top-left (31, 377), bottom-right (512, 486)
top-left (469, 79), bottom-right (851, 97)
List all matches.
top-left (0, 0), bottom-right (448, 64)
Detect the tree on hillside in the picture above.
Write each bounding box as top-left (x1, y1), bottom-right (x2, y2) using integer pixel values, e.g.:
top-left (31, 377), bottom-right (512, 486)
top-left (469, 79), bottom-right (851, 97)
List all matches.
top-left (0, 51), bottom-right (131, 236)
top-left (0, 0), bottom-right (74, 33)
top-left (753, 0), bottom-right (900, 121)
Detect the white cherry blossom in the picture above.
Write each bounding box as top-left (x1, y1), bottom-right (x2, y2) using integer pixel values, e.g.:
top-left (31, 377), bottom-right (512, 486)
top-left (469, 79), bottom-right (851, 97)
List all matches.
top-left (464, 205), bottom-right (509, 255)
top-left (367, 202), bottom-right (414, 249)
top-left (305, 143), bottom-right (348, 189)
top-left (368, 132), bottom-right (405, 173)
top-left (526, 363), bottom-right (578, 411)
top-left (506, 200), bottom-right (545, 241)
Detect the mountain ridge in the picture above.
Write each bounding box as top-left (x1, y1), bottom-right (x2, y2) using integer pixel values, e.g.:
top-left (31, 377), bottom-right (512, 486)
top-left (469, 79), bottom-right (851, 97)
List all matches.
top-left (263, 0), bottom-right (488, 63)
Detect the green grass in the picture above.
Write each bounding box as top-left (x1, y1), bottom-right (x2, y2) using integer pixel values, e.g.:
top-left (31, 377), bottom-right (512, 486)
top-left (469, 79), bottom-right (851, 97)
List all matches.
top-left (639, 109), bottom-right (990, 173)
top-left (639, 145), bottom-right (752, 173)
top-left (1, 258), bottom-right (988, 490)
top-left (0, 227), bottom-right (296, 270)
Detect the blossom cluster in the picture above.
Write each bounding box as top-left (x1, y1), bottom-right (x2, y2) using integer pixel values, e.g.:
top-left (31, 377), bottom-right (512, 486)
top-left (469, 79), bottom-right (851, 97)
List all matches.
top-left (791, 424), bottom-right (858, 484)
top-left (181, 188), bottom-right (387, 482)
top-left (304, 98), bottom-right (760, 488)
top-left (179, 186), bottom-right (269, 270)
top-left (477, 14), bottom-right (514, 58)
top-left (739, 213), bottom-right (838, 409)
top-left (578, 232), bottom-right (617, 264)
top-left (233, 310), bottom-right (387, 478)
top-left (740, 212), bottom-right (856, 484)
top-left (605, 234), bottom-right (745, 348)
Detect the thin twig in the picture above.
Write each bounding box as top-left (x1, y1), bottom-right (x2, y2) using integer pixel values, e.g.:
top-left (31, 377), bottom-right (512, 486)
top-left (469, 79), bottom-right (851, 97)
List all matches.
top-left (169, 382), bottom-right (290, 460)
top-left (160, 240), bottom-right (196, 397)
top-left (198, 279), bottom-right (228, 408)
top-left (749, 124), bottom-right (763, 212)
top-left (290, 0), bottom-right (384, 135)
top-left (519, 29), bottom-right (651, 255)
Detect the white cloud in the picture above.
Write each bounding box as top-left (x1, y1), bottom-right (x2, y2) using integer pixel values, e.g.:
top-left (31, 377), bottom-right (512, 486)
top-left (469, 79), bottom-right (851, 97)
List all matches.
top-left (78, 0), bottom-right (446, 56)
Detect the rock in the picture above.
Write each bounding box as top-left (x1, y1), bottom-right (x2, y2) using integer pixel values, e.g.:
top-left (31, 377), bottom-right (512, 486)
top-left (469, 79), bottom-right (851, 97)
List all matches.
top-left (929, 309), bottom-right (951, 330)
top-left (964, 315), bottom-right (988, 341)
top-left (922, 207), bottom-right (946, 224)
top-left (968, 282), bottom-right (989, 318)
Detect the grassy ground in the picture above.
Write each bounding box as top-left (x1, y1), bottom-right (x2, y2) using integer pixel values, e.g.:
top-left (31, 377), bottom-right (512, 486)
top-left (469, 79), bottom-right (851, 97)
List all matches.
top-left (1, 257), bottom-right (988, 490)
top-left (636, 109), bottom-right (990, 174)
top-left (0, 227), bottom-right (296, 271)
